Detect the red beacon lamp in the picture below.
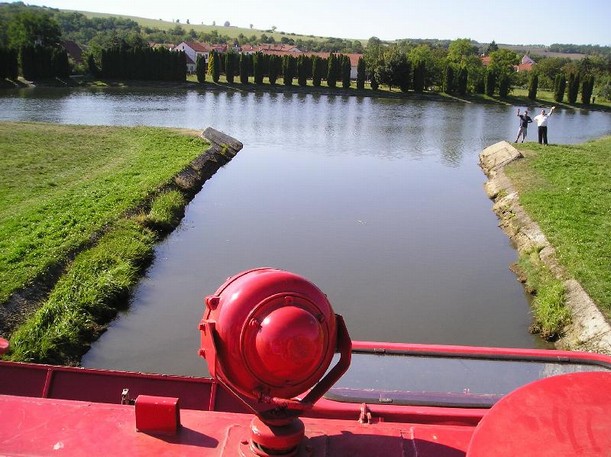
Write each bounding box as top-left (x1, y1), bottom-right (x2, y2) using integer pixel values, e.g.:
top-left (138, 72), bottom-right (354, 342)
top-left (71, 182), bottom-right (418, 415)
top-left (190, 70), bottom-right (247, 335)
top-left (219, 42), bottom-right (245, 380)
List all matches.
top-left (199, 268), bottom-right (352, 456)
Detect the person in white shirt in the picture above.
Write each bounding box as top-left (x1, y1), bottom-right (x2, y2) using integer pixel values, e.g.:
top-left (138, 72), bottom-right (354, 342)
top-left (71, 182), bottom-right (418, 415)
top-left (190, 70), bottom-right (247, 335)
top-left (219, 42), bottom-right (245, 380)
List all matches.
top-left (533, 106), bottom-right (556, 145)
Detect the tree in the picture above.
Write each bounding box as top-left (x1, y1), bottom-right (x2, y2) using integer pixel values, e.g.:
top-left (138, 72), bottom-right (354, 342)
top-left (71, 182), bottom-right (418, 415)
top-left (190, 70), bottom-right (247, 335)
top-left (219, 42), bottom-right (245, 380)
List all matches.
top-left (443, 64), bottom-right (455, 94)
top-left (7, 10), bottom-right (62, 49)
top-left (239, 53), bottom-right (250, 84)
top-left (195, 54), bottom-right (206, 83)
top-left (581, 74), bottom-right (594, 105)
top-left (567, 71), bottom-right (580, 104)
top-left (282, 54), bottom-right (295, 86)
top-left (312, 55), bottom-right (323, 87)
top-left (268, 54), bottom-right (281, 85)
top-left (341, 54), bottom-right (351, 89)
top-left (528, 72), bottom-right (538, 100)
top-left (208, 50), bottom-right (220, 82)
top-left (376, 46), bottom-right (410, 92)
top-left (485, 68), bottom-right (496, 96)
top-left (0, 47), bottom-right (19, 79)
top-left (327, 53), bottom-right (339, 88)
top-left (447, 38), bottom-right (478, 66)
top-left (225, 51), bottom-right (236, 83)
top-left (498, 73), bottom-right (511, 98)
top-left (412, 59), bottom-right (425, 92)
top-left (486, 40), bottom-right (498, 54)
top-left (553, 74), bottom-right (566, 102)
top-left (252, 51), bottom-right (264, 85)
top-left (297, 55), bottom-right (307, 86)
top-left (356, 56), bottom-right (366, 90)
top-left (457, 66), bottom-right (468, 95)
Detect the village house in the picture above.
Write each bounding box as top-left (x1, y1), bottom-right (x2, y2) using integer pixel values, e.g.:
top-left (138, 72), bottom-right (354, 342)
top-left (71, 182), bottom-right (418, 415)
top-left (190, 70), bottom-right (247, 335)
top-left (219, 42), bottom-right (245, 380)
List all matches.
top-left (172, 41), bottom-right (228, 73)
top-left (172, 41), bottom-right (362, 79)
top-left (480, 54), bottom-right (535, 72)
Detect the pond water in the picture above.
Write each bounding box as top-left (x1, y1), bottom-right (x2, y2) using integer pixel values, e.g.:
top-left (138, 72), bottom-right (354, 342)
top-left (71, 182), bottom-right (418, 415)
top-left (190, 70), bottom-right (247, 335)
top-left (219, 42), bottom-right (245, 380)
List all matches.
top-left (1, 87), bottom-right (609, 376)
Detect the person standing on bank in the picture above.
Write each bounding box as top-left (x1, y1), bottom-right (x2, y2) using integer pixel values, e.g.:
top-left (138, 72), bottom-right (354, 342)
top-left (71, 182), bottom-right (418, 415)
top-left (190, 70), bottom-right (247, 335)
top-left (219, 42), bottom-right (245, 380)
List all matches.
top-left (533, 106), bottom-right (556, 145)
top-left (515, 108), bottom-right (532, 143)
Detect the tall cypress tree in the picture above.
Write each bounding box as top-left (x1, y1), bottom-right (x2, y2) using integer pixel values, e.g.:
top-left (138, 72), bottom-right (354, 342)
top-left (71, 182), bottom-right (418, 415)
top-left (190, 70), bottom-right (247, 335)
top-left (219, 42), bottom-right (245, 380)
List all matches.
top-left (225, 52), bottom-right (235, 84)
top-left (239, 53), bottom-right (249, 84)
top-left (195, 55), bottom-right (206, 83)
top-left (485, 69), bottom-right (496, 96)
top-left (341, 55), bottom-right (351, 89)
top-left (443, 64), bottom-right (455, 94)
top-left (281, 55), bottom-right (295, 86)
top-left (327, 53), bottom-right (338, 88)
top-left (553, 74), bottom-right (566, 102)
top-left (457, 66), bottom-right (468, 96)
top-left (356, 56), bottom-right (366, 90)
top-left (527, 72), bottom-right (538, 100)
top-left (581, 74), bottom-right (594, 105)
top-left (297, 55), bottom-right (307, 87)
top-left (412, 60), bottom-right (425, 93)
top-left (208, 50), bottom-right (220, 83)
top-left (268, 55), bottom-right (281, 85)
top-left (498, 73), bottom-right (510, 98)
top-left (567, 72), bottom-right (580, 104)
top-left (253, 52), bottom-right (264, 84)
top-left (312, 56), bottom-right (323, 87)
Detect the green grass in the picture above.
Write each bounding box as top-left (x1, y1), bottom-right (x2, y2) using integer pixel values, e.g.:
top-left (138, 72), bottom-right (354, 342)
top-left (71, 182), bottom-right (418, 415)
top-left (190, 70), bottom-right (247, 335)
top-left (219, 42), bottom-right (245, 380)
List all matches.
top-left (516, 249), bottom-right (570, 339)
top-left (506, 136), bottom-right (611, 320)
top-left (8, 219), bottom-right (155, 363)
top-left (78, 11), bottom-right (337, 43)
top-left (0, 122), bottom-right (207, 306)
top-left (510, 88), bottom-right (611, 110)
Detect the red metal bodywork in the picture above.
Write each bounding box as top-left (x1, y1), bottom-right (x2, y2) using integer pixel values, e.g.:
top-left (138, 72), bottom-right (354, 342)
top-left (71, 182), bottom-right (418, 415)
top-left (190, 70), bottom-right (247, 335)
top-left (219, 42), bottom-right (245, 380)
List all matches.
top-left (1, 342), bottom-right (610, 456)
top-left (2, 268), bottom-right (611, 455)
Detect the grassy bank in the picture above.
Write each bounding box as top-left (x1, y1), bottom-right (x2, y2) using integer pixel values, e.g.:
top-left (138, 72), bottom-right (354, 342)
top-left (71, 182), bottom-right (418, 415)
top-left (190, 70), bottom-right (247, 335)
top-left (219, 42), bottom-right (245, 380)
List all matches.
top-left (506, 137), bottom-right (611, 326)
top-left (0, 122), bottom-right (208, 361)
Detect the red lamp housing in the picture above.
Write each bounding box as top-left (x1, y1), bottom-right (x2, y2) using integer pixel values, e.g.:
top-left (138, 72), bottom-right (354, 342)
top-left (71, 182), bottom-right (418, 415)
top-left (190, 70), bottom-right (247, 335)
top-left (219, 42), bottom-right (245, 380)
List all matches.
top-left (199, 268), bottom-right (350, 407)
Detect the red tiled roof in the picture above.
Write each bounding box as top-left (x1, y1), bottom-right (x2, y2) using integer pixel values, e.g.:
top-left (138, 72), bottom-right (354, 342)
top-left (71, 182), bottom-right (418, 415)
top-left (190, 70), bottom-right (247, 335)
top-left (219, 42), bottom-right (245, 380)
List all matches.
top-left (175, 41), bottom-right (362, 66)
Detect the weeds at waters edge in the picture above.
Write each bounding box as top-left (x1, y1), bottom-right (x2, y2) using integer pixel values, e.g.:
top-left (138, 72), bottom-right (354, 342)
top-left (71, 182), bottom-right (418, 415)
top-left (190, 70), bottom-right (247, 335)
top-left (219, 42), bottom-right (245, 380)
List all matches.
top-left (7, 189), bottom-right (191, 365)
top-left (515, 249), bottom-right (570, 341)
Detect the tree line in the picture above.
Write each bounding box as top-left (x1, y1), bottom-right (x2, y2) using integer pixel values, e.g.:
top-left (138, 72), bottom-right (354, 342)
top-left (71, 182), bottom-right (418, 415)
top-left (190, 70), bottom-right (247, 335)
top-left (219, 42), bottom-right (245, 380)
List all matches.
top-left (1, 2), bottom-right (609, 102)
top-left (199, 50), bottom-right (358, 89)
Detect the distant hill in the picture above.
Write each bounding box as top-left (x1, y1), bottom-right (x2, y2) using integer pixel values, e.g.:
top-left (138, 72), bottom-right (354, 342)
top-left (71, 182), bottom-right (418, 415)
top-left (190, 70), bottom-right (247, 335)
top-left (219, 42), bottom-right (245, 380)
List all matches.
top-left (71, 9), bottom-right (347, 44)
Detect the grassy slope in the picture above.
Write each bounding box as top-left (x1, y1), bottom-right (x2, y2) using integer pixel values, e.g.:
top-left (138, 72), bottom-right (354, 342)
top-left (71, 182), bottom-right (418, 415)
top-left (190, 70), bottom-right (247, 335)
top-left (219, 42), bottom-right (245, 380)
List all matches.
top-left (0, 122), bottom-right (206, 305)
top-left (77, 10), bottom-right (334, 43)
top-left (506, 137), bottom-right (611, 319)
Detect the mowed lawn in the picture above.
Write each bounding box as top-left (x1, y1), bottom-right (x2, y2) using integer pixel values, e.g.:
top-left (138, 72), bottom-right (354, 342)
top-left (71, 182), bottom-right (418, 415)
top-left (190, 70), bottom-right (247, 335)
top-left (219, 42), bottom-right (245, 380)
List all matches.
top-left (0, 122), bottom-right (207, 305)
top-left (507, 136), bottom-right (611, 319)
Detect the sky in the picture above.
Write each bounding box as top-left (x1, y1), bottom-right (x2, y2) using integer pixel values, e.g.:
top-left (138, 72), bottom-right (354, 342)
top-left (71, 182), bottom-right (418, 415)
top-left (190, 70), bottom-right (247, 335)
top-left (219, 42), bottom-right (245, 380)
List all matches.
top-left (9, 0), bottom-right (611, 46)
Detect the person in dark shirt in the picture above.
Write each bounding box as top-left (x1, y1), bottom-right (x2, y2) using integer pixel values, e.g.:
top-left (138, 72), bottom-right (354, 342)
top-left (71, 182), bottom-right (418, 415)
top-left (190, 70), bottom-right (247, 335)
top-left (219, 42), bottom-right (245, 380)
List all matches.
top-left (514, 108), bottom-right (533, 143)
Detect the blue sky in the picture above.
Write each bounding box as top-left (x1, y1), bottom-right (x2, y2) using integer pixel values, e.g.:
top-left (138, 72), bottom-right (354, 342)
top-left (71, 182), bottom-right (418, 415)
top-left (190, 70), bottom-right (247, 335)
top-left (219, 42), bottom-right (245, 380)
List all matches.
top-left (11, 0), bottom-right (611, 46)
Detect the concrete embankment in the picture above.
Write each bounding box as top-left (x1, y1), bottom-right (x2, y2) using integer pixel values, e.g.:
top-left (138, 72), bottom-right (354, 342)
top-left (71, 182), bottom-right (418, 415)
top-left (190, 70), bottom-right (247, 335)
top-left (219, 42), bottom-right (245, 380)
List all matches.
top-left (175, 127), bottom-right (243, 193)
top-left (479, 141), bottom-right (611, 354)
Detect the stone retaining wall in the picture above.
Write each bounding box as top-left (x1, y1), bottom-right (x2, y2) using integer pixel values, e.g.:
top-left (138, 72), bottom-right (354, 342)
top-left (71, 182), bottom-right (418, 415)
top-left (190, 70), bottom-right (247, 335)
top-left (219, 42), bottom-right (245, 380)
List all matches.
top-left (480, 141), bottom-right (611, 354)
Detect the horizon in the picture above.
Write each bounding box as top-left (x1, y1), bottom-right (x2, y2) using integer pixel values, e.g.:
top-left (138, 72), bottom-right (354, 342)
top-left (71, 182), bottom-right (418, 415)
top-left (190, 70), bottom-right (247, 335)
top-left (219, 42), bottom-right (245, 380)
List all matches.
top-left (7, 0), bottom-right (611, 47)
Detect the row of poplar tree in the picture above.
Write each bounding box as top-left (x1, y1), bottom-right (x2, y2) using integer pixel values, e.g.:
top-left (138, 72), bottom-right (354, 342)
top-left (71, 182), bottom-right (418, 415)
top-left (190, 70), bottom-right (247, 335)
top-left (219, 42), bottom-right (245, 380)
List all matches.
top-left (198, 51), bottom-right (364, 89)
top-left (0, 45), bottom-right (187, 82)
top-left (0, 44), bottom-right (596, 106)
top-left (0, 46), bottom-right (70, 80)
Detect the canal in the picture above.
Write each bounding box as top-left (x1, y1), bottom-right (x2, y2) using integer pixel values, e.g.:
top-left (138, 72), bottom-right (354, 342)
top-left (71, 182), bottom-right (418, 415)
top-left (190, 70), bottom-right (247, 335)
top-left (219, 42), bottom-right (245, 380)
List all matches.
top-left (2, 87), bottom-right (609, 376)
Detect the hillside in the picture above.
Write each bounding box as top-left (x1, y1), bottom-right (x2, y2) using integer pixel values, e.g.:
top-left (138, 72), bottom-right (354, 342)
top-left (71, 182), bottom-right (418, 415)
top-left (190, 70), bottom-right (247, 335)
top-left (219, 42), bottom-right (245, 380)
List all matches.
top-left (55, 8), bottom-right (594, 58)
top-left (65, 9), bottom-right (344, 44)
